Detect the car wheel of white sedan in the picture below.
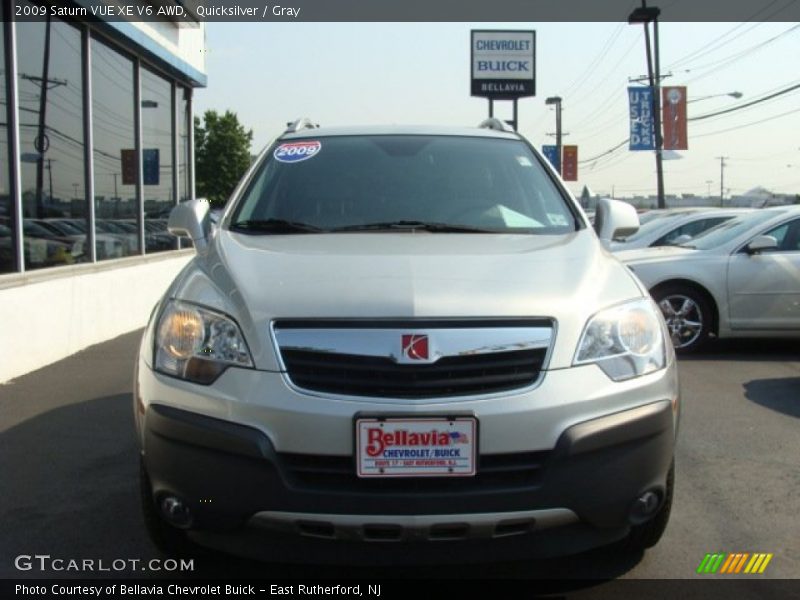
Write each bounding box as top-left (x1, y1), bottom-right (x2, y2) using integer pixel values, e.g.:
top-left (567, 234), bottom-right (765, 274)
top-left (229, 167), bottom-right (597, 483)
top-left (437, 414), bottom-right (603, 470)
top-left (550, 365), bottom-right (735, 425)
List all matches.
top-left (653, 285), bottom-right (712, 353)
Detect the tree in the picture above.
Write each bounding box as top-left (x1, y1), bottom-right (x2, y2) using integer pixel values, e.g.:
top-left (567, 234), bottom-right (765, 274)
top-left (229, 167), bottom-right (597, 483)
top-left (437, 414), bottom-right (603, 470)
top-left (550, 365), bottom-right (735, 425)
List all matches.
top-left (194, 110), bottom-right (253, 208)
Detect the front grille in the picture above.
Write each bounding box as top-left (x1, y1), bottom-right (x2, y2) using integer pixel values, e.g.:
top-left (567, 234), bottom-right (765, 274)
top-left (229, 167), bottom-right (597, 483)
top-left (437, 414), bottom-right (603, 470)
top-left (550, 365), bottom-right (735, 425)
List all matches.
top-left (279, 451), bottom-right (548, 493)
top-left (280, 348), bottom-right (547, 398)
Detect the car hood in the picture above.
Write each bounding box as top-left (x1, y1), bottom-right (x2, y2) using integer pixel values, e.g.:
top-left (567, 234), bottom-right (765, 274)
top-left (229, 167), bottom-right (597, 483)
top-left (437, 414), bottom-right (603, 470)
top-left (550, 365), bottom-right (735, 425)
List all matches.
top-left (170, 230), bottom-right (644, 370)
top-left (616, 245), bottom-right (697, 265)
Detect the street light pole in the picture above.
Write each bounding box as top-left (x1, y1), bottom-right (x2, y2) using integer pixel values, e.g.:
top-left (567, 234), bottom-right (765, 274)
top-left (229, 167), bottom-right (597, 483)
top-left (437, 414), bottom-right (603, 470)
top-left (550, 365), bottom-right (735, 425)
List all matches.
top-left (687, 91), bottom-right (743, 104)
top-left (545, 96), bottom-right (562, 175)
top-left (629, 1), bottom-right (665, 209)
top-left (652, 14), bottom-right (665, 209)
top-left (717, 156), bottom-right (728, 207)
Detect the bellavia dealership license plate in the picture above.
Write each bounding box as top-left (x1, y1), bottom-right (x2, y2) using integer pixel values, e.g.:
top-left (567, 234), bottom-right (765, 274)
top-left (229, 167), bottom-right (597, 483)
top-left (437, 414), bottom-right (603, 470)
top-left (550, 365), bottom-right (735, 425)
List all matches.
top-left (356, 417), bottom-right (477, 477)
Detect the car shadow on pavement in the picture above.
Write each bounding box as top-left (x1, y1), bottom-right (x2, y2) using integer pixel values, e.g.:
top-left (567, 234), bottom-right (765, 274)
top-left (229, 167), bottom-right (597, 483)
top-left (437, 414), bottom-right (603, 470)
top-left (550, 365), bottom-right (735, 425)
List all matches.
top-left (744, 377), bottom-right (800, 419)
top-left (0, 393), bottom-right (160, 578)
top-left (1, 391), bottom-right (643, 585)
top-left (677, 338), bottom-right (799, 362)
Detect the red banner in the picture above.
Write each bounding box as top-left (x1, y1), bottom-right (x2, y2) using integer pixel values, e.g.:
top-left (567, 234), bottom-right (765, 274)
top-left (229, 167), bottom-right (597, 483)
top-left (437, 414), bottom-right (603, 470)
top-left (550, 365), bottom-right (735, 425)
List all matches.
top-left (121, 149), bottom-right (137, 186)
top-left (562, 145), bottom-right (578, 181)
top-left (662, 86), bottom-right (688, 150)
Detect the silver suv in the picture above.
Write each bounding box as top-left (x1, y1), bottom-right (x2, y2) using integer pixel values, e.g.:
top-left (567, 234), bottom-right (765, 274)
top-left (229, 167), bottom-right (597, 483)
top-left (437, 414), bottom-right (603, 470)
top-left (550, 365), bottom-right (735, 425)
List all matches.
top-left (134, 119), bottom-right (679, 562)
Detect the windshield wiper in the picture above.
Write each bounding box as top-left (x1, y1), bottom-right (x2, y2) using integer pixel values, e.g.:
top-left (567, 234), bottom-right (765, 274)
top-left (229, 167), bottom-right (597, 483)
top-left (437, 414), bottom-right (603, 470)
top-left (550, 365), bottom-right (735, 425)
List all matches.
top-left (229, 219), bottom-right (324, 234)
top-left (331, 220), bottom-right (494, 233)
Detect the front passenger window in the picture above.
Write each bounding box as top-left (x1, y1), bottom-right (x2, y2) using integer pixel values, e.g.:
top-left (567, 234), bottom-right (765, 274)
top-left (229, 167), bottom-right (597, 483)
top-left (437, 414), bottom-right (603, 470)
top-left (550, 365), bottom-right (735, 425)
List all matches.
top-left (761, 220), bottom-right (800, 251)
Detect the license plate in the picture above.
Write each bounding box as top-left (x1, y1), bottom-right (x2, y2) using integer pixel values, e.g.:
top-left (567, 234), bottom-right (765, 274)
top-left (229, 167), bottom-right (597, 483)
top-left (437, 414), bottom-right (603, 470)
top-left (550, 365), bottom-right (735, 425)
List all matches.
top-left (356, 417), bottom-right (476, 478)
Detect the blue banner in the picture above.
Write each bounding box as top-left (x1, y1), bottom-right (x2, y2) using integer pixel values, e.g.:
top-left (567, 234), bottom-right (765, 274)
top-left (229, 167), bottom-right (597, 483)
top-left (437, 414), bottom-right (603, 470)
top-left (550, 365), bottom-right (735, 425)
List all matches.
top-left (143, 148), bottom-right (160, 186)
top-left (628, 86), bottom-right (655, 151)
top-left (542, 144), bottom-right (560, 172)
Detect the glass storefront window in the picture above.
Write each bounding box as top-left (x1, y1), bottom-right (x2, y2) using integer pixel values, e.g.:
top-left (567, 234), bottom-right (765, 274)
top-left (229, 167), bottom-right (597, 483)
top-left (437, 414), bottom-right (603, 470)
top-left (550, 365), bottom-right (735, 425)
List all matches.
top-left (16, 11), bottom-right (86, 270)
top-left (0, 15), bottom-right (14, 274)
top-left (1, 16), bottom-right (194, 274)
top-left (141, 68), bottom-right (176, 252)
top-left (91, 37), bottom-right (138, 260)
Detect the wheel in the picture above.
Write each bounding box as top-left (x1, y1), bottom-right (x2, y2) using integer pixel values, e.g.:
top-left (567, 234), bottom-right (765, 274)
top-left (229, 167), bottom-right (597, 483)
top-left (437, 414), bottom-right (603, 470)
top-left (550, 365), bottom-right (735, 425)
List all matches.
top-left (652, 284), bottom-right (712, 353)
top-left (620, 461), bottom-right (674, 553)
top-left (139, 458), bottom-right (200, 557)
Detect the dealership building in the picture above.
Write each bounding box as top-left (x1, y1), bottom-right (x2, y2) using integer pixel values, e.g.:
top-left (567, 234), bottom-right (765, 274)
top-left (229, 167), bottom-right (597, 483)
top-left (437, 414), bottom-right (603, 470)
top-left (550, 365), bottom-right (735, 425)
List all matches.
top-left (0, 2), bottom-right (206, 382)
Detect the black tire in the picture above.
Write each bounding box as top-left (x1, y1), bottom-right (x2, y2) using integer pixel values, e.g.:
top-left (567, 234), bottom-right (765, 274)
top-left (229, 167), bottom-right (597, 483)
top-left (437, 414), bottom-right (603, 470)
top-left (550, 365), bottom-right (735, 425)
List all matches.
top-left (139, 458), bottom-right (200, 557)
top-left (620, 461), bottom-right (675, 553)
top-left (652, 284), bottom-right (713, 353)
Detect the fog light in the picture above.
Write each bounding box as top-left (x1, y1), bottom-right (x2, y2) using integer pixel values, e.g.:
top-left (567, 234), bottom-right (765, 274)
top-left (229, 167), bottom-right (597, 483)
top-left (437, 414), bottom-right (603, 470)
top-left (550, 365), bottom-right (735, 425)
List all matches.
top-left (160, 496), bottom-right (193, 529)
top-left (630, 490), bottom-right (662, 524)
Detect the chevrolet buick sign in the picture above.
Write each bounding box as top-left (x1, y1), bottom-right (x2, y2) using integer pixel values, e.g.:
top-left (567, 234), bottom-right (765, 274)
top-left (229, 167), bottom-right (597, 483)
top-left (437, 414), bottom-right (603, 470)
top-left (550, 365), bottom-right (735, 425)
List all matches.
top-left (471, 30), bottom-right (536, 99)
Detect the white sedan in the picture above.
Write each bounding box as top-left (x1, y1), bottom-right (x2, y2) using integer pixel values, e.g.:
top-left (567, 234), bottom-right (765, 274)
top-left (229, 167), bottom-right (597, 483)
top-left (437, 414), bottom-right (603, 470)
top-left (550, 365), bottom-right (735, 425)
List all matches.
top-left (610, 207), bottom-right (751, 251)
top-left (618, 206), bottom-right (800, 351)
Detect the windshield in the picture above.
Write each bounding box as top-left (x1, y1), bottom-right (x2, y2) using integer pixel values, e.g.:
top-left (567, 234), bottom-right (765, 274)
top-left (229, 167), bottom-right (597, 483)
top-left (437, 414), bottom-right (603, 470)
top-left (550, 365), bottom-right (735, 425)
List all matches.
top-left (685, 210), bottom-right (778, 250)
top-left (636, 210), bottom-right (671, 226)
top-left (230, 135), bottom-right (577, 234)
top-left (616, 213), bottom-right (688, 243)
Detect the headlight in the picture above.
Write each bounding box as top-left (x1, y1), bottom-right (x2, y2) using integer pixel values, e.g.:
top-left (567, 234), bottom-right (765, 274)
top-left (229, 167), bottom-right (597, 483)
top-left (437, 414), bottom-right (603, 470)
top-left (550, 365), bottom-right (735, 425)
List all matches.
top-left (574, 298), bottom-right (667, 381)
top-left (155, 300), bottom-right (253, 384)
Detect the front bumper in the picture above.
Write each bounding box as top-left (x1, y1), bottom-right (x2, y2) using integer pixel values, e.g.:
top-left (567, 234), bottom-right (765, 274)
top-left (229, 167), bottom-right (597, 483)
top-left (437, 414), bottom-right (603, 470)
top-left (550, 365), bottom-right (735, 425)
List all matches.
top-left (139, 367), bottom-right (677, 559)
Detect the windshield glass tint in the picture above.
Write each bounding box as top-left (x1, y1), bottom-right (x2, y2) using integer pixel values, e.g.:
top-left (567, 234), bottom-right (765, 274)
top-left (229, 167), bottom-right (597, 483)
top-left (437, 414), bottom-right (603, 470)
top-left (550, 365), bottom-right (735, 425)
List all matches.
top-left (618, 214), bottom-right (686, 242)
top-left (231, 135), bottom-right (575, 233)
top-left (688, 211), bottom-right (779, 250)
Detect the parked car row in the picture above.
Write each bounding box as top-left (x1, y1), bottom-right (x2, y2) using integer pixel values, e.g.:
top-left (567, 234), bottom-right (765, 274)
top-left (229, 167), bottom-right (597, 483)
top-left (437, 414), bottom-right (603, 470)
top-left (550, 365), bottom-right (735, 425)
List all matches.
top-left (0, 217), bottom-right (177, 267)
top-left (619, 206), bottom-right (800, 352)
top-left (609, 207), bottom-right (753, 251)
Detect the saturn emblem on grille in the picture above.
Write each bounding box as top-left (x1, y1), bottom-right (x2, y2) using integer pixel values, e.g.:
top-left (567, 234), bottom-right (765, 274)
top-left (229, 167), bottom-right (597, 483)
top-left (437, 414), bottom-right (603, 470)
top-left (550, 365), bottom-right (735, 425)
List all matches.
top-left (400, 334), bottom-right (430, 362)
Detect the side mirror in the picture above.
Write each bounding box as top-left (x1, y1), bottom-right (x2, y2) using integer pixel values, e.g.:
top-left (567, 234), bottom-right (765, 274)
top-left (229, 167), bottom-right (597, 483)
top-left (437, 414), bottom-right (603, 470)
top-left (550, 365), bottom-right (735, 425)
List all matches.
top-left (594, 198), bottom-right (640, 243)
top-left (168, 198), bottom-right (211, 254)
top-left (745, 235), bottom-right (778, 254)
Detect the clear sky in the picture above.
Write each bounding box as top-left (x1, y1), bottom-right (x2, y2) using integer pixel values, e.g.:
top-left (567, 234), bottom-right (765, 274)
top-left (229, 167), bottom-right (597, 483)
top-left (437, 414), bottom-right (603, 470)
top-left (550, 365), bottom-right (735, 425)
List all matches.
top-left (195, 22), bottom-right (800, 199)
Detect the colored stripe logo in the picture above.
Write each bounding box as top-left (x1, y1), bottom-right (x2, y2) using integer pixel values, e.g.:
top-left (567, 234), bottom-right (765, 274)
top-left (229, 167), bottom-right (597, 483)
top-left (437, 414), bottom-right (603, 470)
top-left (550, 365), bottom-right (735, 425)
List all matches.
top-left (697, 553), bottom-right (773, 574)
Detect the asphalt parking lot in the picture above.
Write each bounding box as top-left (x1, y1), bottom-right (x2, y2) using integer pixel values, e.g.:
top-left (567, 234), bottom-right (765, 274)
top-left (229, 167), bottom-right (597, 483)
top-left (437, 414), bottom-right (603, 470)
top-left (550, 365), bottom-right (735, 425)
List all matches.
top-left (1, 331), bottom-right (798, 584)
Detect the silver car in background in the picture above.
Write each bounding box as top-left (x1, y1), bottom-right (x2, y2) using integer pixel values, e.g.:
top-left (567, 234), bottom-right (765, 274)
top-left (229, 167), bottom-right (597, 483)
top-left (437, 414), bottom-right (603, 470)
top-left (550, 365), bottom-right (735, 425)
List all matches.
top-left (134, 119), bottom-right (679, 563)
top-left (620, 206), bottom-right (800, 352)
top-left (610, 207), bottom-right (752, 251)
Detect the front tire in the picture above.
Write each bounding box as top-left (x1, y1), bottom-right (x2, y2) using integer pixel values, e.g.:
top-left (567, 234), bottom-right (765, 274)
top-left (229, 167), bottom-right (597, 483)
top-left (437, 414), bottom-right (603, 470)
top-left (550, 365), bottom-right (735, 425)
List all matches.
top-left (652, 284), bottom-right (712, 353)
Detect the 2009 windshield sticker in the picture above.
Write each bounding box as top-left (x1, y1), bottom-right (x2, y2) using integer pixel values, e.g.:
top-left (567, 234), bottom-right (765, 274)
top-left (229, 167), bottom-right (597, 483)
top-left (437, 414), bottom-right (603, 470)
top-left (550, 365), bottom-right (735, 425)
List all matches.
top-left (274, 141), bottom-right (321, 163)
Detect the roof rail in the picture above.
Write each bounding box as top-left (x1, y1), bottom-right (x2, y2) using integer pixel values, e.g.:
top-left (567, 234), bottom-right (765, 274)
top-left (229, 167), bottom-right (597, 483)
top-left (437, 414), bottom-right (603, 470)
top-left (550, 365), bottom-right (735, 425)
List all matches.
top-left (285, 118), bottom-right (319, 134)
top-left (478, 118), bottom-right (515, 133)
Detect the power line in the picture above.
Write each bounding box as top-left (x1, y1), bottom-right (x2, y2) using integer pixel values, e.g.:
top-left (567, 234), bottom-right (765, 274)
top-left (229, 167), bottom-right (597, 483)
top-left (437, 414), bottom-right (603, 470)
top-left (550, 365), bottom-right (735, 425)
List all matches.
top-left (561, 23), bottom-right (626, 99)
top-left (681, 24), bottom-right (799, 74)
top-left (689, 82), bottom-right (800, 122)
top-left (665, 0), bottom-right (794, 70)
top-left (682, 24), bottom-right (800, 85)
top-left (692, 107), bottom-right (800, 138)
top-left (578, 139), bottom-right (628, 164)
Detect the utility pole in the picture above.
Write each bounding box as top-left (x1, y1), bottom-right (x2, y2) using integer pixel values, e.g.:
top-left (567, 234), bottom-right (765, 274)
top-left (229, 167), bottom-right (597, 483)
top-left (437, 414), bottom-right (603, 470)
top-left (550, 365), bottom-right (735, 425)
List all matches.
top-left (706, 179), bottom-right (712, 199)
top-left (628, 1), bottom-right (665, 209)
top-left (35, 15), bottom-right (52, 217)
top-left (545, 96), bottom-right (564, 174)
top-left (24, 15), bottom-right (66, 217)
top-left (716, 156), bottom-right (728, 207)
top-left (46, 159), bottom-right (54, 202)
